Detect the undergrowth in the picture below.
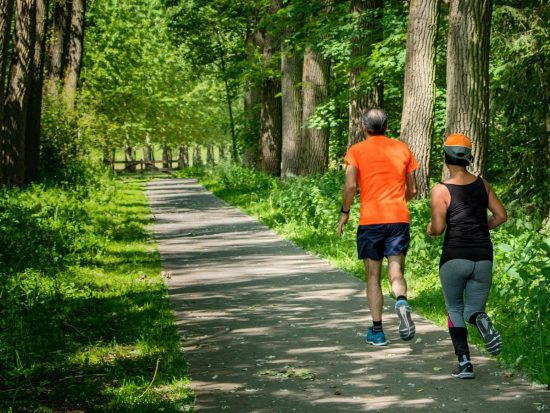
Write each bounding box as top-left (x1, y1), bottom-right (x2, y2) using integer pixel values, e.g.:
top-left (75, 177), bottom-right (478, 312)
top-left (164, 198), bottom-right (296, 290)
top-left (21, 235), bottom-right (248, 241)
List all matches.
top-left (0, 170), bottom-right (193, 411)
top-left (189, 164), bottom-right (549, 386)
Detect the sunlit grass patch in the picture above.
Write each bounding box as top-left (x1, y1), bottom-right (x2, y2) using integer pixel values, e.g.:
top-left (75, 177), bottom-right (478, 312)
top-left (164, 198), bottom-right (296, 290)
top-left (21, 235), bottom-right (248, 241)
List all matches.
top-left (0, 176), bottom-right (193, 411)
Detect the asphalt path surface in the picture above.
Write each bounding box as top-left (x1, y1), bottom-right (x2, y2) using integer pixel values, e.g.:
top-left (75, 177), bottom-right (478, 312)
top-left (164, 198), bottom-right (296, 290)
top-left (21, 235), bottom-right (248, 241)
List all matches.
top-left (147, 178), bottom-right (549, 413)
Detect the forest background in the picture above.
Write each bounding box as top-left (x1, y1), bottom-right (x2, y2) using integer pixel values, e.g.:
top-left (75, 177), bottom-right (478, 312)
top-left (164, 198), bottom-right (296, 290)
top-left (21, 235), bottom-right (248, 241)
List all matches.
top-left (0, 0), bottom-right (549, 410)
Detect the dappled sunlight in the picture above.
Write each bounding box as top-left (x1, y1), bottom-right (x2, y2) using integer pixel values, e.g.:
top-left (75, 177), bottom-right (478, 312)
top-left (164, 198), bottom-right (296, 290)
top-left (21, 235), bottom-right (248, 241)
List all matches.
top-left (148, 179), bottom-right (550, 412)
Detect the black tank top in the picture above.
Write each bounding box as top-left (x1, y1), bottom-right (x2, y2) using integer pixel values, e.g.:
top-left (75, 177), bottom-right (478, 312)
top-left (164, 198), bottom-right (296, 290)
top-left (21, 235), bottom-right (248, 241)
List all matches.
top-left (440, 177), bottom-right (493, 267)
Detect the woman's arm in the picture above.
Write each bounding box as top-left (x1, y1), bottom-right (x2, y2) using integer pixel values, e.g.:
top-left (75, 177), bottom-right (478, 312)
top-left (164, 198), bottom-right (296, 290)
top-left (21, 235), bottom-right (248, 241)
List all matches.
top-left (427, 184), bottom-right (449, 237)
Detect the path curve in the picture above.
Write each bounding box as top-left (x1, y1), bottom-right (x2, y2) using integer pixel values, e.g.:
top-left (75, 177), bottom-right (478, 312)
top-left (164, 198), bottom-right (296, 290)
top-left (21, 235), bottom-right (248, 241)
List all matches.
top-left (147, 178), bottom-right (548, 413)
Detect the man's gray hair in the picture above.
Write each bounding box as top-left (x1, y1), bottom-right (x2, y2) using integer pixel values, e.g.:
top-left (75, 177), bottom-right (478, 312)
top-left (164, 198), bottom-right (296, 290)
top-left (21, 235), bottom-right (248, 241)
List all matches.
top-left (362, 108), bottom-right (388, 135)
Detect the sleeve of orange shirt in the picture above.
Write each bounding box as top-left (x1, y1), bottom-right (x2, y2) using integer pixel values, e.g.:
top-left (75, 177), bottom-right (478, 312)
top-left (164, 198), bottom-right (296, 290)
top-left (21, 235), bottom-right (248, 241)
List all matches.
top-left (406, 147), bottom-right (419, 173)
top-left (344, 145), bottom-right (358, 168)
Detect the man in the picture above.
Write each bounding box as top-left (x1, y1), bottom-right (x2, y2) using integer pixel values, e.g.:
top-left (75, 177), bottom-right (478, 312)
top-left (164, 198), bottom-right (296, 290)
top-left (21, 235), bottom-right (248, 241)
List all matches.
top-left (338, 108), bottom-right (418, 346)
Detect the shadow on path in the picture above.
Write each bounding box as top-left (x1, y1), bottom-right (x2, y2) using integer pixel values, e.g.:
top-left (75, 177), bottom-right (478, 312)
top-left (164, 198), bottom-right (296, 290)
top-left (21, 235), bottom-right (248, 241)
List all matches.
top-left (148, 179), bottom-right (549, 413)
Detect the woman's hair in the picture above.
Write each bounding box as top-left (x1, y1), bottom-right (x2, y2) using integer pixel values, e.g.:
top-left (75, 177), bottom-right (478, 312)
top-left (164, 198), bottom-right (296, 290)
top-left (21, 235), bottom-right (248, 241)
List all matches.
top-left (444, 153), bottom-right (470, 167)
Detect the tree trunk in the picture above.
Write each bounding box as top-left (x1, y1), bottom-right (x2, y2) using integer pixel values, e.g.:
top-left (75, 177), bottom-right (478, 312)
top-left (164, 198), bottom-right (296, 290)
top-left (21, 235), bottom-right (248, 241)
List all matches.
top-left (258, 0), bottom-right (282, 176)
top-left (1, 0), bottom-right (36, 186)
top-left (242, 12), bottom-right (262, 168)
top-left (219, 144), bottom-right (226, 161)
top-left (125, 145), bottom-right (135, 171)
top-left (348, 0), bottom-right (384, 147)
top-left (162, 144), bottom-right (171, 169)
top-left (207, 144), bottom-right (215, 166)
top-left (193, 145), bottom-right (202, 166)
top-left (24, 0), bottom-right (49, 183)
top-left (243, 87), bottom-right (260, 167)
top-left (179, 145), bottom-right (188, 168)
top-left (400, 0), bottom-right (440, 197)
top-left (301, 45), bottom-right (330, 175)
top-left (46, 0), bottom-right (70, 94)
top-left (280, 44), bottom-right (303, 178)
top-left (445, 0), bottom-right (492, 177)
top-left (63, 0), bottom-right (85, 108)
top-left (0, 0), bottom-right (15, 118)
top-left (144, 143), bottom-right (154, 170)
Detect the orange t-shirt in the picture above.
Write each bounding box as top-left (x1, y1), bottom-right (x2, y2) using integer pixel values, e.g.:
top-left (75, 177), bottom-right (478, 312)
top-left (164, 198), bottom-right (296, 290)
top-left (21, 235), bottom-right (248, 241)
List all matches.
top-left (344, 135), bottom-right (419, 225)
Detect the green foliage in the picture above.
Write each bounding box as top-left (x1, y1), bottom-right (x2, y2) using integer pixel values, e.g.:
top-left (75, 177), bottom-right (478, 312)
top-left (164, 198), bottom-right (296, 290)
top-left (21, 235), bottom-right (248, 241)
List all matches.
top-left (81, 0), bottom-right (229, 151)
top-left (201, 164), bottom-right (550, 385)
top-left (0, 177), bottom-right (193, 411)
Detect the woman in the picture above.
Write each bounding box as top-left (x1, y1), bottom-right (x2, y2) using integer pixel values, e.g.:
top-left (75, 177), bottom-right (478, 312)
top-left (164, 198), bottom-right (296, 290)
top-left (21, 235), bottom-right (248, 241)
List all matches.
top-left (427, 133), bottom-right (507, 379)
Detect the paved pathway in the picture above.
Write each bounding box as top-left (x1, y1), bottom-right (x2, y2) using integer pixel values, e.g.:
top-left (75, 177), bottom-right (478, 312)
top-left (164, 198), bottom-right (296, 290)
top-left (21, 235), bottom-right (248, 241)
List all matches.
top-left (147, 178), bottom-right (549, 413)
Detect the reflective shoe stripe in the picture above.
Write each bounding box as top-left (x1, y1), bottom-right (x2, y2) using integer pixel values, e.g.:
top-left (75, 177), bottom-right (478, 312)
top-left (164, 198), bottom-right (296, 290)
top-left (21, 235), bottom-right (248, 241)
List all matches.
top-left (396, 304), bottom-right (415, 341)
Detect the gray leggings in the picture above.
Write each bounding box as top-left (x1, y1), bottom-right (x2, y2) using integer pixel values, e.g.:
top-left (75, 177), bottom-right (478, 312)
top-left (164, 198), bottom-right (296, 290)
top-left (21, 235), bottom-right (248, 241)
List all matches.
top-left (439, 259), bottom-right (493, 328)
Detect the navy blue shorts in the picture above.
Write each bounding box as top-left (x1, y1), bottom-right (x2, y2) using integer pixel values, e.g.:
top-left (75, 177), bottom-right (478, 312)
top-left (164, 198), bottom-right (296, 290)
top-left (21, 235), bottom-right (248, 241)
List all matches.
top-left (357, 223), bottom-right (410, 260)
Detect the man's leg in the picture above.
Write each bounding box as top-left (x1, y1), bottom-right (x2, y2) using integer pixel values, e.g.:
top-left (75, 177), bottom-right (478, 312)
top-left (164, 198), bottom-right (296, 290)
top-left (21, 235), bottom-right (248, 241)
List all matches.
top-left (387, 254), bottom-right (407, 298)
top-left (388, 254), bottom-right (415, 341)
top-left (364, 258), bottom-right (388, 345)
top-left (364, 258), bottom-right (384, 321)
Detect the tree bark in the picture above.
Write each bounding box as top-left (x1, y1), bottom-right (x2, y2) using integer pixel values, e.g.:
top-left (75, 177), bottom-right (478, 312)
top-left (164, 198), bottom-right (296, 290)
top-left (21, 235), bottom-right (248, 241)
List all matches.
top-left (207, 144), bottom-right (215, 166)
top-left (400, 0), bottom-right (440, 197)
top-left (178, 145), bottom-right (189, 168)
top-left (242, 12), bottom-right (262, 168)
top-left (193, 145), bottom-right (202, 166)
top-left (125, 145), bottom-right (135, 172)
top-left (348, 0), bottom-right (384, 147)
top-left (301, 45), bottom-right (330, 175)
top-left (445, 0), bottom-right (493, 177)
top-left (1, 0), bottom-right (36, 186)
top-left (219, 144), bottom-right (226, 161)
top-left (63, 0), bottom-right (84, 108)
top-left (259, 0), bottom-right (282, 176)
top-left (162, 143), bottom-right (171, 168)
top-left (24, 0), bottom-right (49, 183)
top-left (0, 0), bottom-right (15, 118)
top-left (280, 13), bottom-right (304, 179)
top-left (46, 0), bottom-right (70, 94)
top-left (213, 28), bottom-right (237, 163)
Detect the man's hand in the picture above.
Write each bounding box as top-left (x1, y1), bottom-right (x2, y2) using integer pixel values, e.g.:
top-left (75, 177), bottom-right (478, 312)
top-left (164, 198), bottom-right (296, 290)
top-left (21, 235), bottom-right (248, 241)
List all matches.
top-left (337, 213), bottom-right (349, 237)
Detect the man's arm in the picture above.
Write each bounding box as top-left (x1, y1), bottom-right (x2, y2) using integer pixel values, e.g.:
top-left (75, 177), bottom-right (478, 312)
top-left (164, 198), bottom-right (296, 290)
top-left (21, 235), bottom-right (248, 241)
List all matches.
top-left (405, 171), bottom-right (418, 201)
top-left (337, 164), bottom-right (357, 237)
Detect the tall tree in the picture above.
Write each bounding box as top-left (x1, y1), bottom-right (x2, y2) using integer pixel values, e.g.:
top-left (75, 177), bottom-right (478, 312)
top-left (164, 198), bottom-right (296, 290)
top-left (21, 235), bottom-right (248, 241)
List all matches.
top-left (348, 0), bottom-right (383, 147)
top-left (24, 0), bottom-right (49, 183)
top-left (301, 17), bottom-right (330, 174)
top-left (280, 1), bottom-right (304, 178)
top-left (1, 0), bottom-right (36, 186)
top-left (0, 0), bottom-right (15, 119)
top-left (258, 0), bottom-right (282, 176)
top-left (400, 0), bottom-right (439, 197)
top-left (46, 0), bottom-right (70, 93)
top-left (445, 0), bottom-right (493, 176)
top-left (63, 0), bottom-right (85, 107)
top-left (242, 11), bottom-right (262, 167)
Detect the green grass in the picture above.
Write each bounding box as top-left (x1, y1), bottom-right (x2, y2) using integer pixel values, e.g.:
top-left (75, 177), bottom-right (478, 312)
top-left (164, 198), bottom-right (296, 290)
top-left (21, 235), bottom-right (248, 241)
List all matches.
top-left (0, 176), bottom-right (193, 412)
top-left (190, 164), bottom-right (549, 387)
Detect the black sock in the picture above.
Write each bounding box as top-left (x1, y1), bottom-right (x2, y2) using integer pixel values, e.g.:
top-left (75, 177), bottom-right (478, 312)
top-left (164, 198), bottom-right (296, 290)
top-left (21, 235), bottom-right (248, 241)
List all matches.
top-left (373, 320), bottom-right (383, 332)
top-left (396, 295), bottom-right (407, 302)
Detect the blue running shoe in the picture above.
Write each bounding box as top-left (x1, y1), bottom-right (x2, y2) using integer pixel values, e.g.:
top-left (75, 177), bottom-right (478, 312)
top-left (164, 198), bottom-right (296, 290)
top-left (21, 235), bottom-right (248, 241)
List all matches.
top-left (365, 327), bottom-right (388, 346)
top-left (395, 299), bottom-right (415, 341)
